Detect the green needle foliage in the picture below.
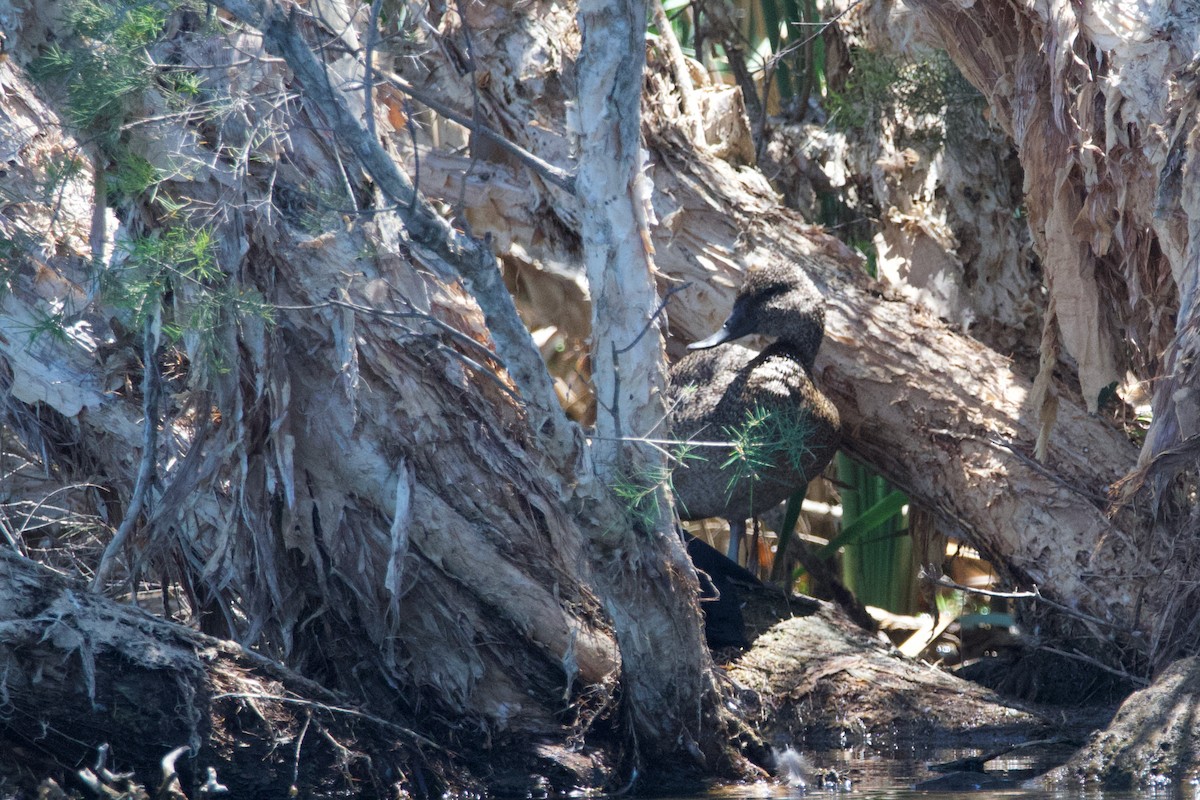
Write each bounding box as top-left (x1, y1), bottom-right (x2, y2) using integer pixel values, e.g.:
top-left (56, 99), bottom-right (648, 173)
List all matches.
top-left (610, 464), bottom-right (673, 533)
top-left (29, 0), bottom-right (271, 378)
top-left (826, 48), bottom-right (983, 143)
top-left (32, 1), bottom-right (170, 151)
top-left (720, 404), bottom-right (816, 503)
top-left (31, 0), bottom-right (208, 203)
top-left (609, 403), bottom-right (816, 533)
top-left (104, 225), bottom-right (274, 374)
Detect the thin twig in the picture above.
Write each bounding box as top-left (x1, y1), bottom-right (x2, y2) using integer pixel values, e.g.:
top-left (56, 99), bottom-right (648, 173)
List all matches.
top-left (403, 94), bottom-right (420, 214)
top-left (1036, 644), bottom-right (1148, 687)
top-left (291, 710), bottom-right (312, 789)
top-left (363, 0), bottom-right (384, 142)
top-left (276, 298), bottom-right (521, 401)
top-left (755, 0), bottom-right (865, 154)
top-left (275, 298), bottom-right (491, 359)
top-left (89, 161), bottom-right (107, 268)
top-left (92, 315), bottom-right (160, 592)
top-left (600, 435), bottom-right (738, 449)
top-left (768, 0), bottom-right (864, 68)
top-left (615, 282), bottom-right (692, 355)
top-left (212, 692), bottom-right (446, 750)
top-left (927, 428), bottom-right (1110, 507)
top-left (985, 432), bottom-right (1109, 506)
top-left (381, 70), bottom-right (574, 193)
top-left (9, 482), bottom-right (104, 556)
top-left (930, 574), bottom-right (1130, 634)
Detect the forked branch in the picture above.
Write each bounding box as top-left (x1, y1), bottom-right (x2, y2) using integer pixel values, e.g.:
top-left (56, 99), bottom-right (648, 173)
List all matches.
top-left (211, 0), bottom-right (581, 470)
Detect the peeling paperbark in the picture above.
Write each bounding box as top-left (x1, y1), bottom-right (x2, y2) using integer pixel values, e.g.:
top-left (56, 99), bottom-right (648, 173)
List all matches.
top-left (216, 0), bottom-right (582, 474)
top-left (808, 2), bottom-right (1042, 362)
top-left (899, 0), bottom-right (1190, 467)
top-left (397, 3), bottom-right (1192, 670)
top-left (1, 0), bottom-right (626, 755)
top-left (0, 0), bottom-right (759, 783)
top-left (573, 0), bottom-right (740, 772)
top-left (575, 0), bottom-right (668, 478)
top-left (3, 0), bottom-right (1199, 788)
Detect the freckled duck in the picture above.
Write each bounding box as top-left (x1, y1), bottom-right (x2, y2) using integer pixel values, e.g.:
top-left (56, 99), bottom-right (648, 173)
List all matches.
top-left (668, 257), bottom-right (841, 562)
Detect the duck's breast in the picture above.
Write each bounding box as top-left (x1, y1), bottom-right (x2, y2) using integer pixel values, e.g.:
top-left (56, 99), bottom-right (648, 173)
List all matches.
top-left (666, 344), bottom-right (840, 522)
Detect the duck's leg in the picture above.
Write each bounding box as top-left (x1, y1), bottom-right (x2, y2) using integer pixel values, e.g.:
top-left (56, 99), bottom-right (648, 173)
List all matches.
top-left (747, 516), bottom-right (760, 573)
top-left (726, 517), bottom-right (745, 563)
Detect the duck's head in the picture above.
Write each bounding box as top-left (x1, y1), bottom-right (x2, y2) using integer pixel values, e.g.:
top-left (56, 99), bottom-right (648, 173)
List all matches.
top-left (688, 258), bottom-right (825, 370)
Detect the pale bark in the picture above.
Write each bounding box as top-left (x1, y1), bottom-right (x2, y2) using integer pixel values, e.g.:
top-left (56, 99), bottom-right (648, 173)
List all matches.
top-left (573, 1), bottom-right (739, 772)
top-left (732, 604), bottom-right (1048, 746)
top-left (576, 0), bottom-right (668, 479)
top-left (3, 0), bottom-right (1198, 791)
top-left (0, 42), bottom-right (621, 738)
top-left (0, 0), bottom-right (749, 783)
top-left (898, 0), bottom-right (1197, 486)
top-left (397, 4), bottom-right (1180, 671)
top-left (796, 5), bottom-right (1041, 362)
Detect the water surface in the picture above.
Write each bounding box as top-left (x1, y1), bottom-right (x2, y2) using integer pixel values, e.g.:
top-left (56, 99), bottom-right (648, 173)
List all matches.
top-left (699, 747), bottom-right (1187, 800)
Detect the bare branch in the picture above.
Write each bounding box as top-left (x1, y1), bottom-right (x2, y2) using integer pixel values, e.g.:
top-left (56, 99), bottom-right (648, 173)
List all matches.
top-left (929, 575), bottom-right (1132, 635)
top-left (1036, 645), bottom-right (1149, 687)
top-left (210, 0), bottom-right (581, 471)
top-left (363, 0), bottom-right (384, 142)
top-left (92, 314), bottom-right (160, 591)
top-left (381, 70), bottom-right (575, 194)
top-left (651, 0), bottom-right (705, 146)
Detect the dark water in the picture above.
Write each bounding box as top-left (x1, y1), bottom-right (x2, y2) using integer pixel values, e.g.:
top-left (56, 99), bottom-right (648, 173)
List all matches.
top-left (698, 748), bottom-right (1187, 800)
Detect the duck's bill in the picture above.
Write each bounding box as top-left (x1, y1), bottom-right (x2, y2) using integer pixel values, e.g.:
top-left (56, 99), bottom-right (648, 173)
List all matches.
top-left (688, 305), bottom-right (750, 350)
top-left (687, 325), bottom-right (737, 350)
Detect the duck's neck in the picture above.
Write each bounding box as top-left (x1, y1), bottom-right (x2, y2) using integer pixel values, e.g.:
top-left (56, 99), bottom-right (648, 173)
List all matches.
top-left (762, 340), bottom-right (816, 373)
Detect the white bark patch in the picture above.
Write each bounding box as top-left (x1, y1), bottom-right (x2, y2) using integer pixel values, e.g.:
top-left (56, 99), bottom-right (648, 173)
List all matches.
top-left (385, 458), bottom-right (413, 611)
top-left (1, 299), bottom-right (105, 416)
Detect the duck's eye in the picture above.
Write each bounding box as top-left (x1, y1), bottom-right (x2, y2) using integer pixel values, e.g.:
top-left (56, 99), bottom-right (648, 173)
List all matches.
top-left (747, 282), bottom-right (789, 305)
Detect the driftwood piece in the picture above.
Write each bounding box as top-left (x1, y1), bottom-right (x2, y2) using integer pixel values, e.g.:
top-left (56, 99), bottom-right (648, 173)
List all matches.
top-left (731, 603), bottom-right (1057, 748)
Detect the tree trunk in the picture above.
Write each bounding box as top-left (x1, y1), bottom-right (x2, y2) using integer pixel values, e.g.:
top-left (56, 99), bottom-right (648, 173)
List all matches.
top-left (1, 0), bottom-right (750, 788)
top-left (398, 2), bottom-right (1182, 673)
top-left (3, 0), bottom-right (1199, 792)
top-left (894, 0), bottom-right (1200, 671)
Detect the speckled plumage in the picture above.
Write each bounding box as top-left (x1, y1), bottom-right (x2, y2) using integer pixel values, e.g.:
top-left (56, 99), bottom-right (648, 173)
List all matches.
top-left (668, 258), bottom-right (840, 554)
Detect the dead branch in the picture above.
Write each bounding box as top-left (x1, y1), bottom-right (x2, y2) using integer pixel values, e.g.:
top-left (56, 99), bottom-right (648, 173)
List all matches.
top-left (212, 0), bottom-right (581, 471)
top-left (381, 71), bottom-right (575, 193)
top-left (92, 315), bottom-right (161, 591)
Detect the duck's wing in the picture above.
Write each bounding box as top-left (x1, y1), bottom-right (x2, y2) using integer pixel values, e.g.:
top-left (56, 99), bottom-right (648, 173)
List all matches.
top-left (721, 349), bottom-right (841, 479)
top-left (667, 345), bottom-right (758, 425)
